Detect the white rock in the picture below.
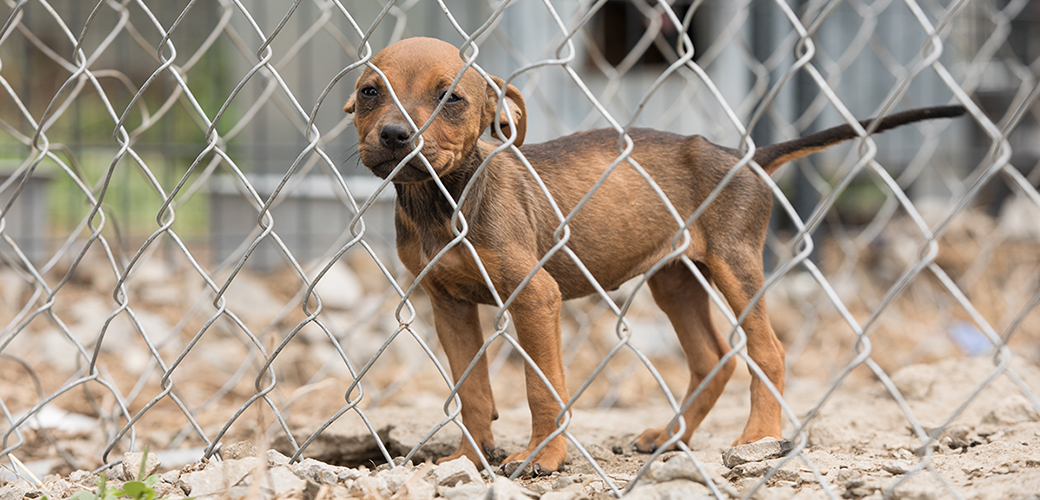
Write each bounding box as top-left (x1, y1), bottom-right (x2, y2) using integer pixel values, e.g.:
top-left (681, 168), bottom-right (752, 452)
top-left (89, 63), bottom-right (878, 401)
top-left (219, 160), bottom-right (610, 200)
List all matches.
top-left (983, 394), bottom-right (1040, 425)
top-left (122, 451), bottom-right (161, 480)
top-left (484, 476), bottom-right (538, 500)
top-left (179, 458), bottom-right (258, 497)
top-left (722, 437), bottom-right (791, 468)
top-left (432, 457), bottom-right (482, 487)
top-left (623, 479), bottom-right (713, 500)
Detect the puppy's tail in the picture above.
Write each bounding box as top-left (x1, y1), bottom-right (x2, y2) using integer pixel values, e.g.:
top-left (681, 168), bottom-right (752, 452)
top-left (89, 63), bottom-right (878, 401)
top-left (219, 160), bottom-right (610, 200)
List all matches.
top-left (753, 105), bottom-right (967, 174)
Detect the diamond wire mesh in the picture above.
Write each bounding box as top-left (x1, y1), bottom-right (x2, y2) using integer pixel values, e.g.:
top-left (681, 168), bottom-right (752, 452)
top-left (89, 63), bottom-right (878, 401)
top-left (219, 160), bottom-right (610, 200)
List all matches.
top-left (1, 0), bottom-right (1039, 498)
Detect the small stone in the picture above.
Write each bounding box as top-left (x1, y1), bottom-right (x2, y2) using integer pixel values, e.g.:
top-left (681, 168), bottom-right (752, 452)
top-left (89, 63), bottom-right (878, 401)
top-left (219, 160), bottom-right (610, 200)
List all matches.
top-left (291, 458), bottom-right (335, 483)
top-left (541, 487), bottom-right (581, 500)
top-left (379, 466), bottom-right (416, 493)
top-left (623, 479), bottom-right (712, 500)
top-left (266, 449), bottom-right (291, 467)
top-left (253, 466), bottom-right (306, 496)
top-left (882, 460), bottom-right (913, 475)
top-left (221, 441), bottom-right (258, 460)
top-left (485, 476), bottom-right (538, 500)
top-left (179, 457), bottom-right (258, 497)
top-left (337, 467), bottom-right (363, 482)
top-left (160, 470), bottom-right (181, 484)
top-left (724, 461), bottom-right (770, 479)
top-left (439, 482), bottom-right (488, 500)
top-left (68, 470), bottom-right (92, 484)
top-left (395, 477), bottom-right (436, 500)
top-left (122, 451), bottom-right (162, 481)
top-left (551, 475), bottom-right (575, 489)
top-left (654, 453), bottom-right (709, 484)
top-left (722, 437), bottom-right (792, 468)
top-left (432, 457), bottom-right (482, 487)
top-left (983, 395), bottom-right (1040, 425)
top-left (40, 479), bottom-right (72, 499)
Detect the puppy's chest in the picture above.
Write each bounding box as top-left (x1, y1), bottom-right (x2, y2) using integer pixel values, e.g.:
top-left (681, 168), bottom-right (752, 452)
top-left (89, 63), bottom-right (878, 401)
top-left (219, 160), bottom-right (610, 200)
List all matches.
top-left (397, 230), bottom-right (499, 304)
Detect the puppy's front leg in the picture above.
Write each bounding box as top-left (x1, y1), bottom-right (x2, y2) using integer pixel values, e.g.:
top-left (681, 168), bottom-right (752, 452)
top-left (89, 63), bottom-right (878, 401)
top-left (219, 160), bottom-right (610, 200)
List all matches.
top-left (502, 268), bottom-right (569, 474)
top-left (426, 285), bottom-right (498, 466)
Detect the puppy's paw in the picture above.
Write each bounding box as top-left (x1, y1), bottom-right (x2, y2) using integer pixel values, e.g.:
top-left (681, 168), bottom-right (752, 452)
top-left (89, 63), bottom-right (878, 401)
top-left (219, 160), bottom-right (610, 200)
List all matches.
top-left (501, 438), bottom-right (566, 476)
top-left (632, 428), bottom-right (681, 454)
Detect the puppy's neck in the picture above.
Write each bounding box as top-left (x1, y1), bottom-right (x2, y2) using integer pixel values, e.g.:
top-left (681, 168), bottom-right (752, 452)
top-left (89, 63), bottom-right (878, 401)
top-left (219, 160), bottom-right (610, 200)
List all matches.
top-left (393, 143), bottom-right (489, 229)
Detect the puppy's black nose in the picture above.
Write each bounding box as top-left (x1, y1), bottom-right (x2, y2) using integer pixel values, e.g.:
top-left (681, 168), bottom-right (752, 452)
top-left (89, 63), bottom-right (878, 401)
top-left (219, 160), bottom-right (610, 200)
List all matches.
top-left (379, 124), bottom-right (411, 150)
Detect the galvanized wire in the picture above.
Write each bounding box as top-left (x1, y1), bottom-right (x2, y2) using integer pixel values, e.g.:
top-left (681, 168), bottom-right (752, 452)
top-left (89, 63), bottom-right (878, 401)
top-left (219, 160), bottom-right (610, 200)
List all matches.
top-left (1, 0), bottom-right (1039, 498)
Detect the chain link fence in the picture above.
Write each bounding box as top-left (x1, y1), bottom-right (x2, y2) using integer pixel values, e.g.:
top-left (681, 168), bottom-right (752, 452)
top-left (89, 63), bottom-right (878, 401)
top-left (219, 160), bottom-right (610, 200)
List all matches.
top-left (1, 0), bottom-right (1040, 498)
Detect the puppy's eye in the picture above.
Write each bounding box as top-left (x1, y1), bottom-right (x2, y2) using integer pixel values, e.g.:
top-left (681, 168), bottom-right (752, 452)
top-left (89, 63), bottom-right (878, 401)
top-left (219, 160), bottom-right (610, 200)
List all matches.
top-left (360, 86), bottom-right (379, 97)
top-left (439, 91), bottom-right (463, 104)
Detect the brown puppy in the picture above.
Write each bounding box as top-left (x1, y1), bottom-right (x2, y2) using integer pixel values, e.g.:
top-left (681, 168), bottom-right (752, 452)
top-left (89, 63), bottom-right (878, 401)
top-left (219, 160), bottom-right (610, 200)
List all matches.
top-left (344, 37), bottom-right (965, 474)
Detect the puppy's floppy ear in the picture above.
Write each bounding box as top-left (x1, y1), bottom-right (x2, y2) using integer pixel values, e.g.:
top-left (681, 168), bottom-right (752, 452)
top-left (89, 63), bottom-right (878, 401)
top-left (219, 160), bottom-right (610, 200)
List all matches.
top-left (344, 92), bottom-right (356, 114)
top-left (482, 76), bottom-right (527, 146)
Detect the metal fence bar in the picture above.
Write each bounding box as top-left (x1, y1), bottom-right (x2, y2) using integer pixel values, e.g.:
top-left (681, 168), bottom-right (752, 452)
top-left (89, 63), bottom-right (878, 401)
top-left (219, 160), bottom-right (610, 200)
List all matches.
top-left (1, 0), bottom-right (1039, 498)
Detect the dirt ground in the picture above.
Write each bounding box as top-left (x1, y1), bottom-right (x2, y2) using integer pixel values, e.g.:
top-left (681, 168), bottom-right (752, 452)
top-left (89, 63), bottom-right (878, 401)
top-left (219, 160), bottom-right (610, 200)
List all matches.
top-left (2, 206), bottom-right (1040, 498)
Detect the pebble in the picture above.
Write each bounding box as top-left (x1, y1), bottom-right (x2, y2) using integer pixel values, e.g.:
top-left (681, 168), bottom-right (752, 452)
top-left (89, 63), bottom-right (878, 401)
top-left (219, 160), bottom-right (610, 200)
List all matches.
top-left (653, 453), bottom-right (709, 483)
top-left (179, 457), bottom-right (259, 497)
top-left (722, 437), bottom-right (792, 468)
top-left (440, 482), bottom-right (488, 500)
top-left (623, 478), bottom-right (712, 500)
top-left (121, 451), bottom-right (161, 481)
top-left (431, 457), bottom-right (482, 487)
top-left (882, 460), bottom-right (913, 475)
top-left (221, 441), bottom-right (258, 460)
top-left (983, 395), bottom-right (1040, 425)
top-left (485, 476), bottom-right (539, 500)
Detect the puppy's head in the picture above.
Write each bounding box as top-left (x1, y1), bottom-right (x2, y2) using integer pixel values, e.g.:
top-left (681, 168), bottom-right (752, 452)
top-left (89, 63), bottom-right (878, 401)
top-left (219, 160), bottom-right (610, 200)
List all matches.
top-left (345, 37), bottom-right (526, 183)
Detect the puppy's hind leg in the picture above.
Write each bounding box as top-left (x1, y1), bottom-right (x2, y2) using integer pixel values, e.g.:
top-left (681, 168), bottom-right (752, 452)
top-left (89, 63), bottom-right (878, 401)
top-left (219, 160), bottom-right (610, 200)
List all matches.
top-left (633, 261), bottom-right (736, 453)
top-left (706, 249), bottom-right (786, 445)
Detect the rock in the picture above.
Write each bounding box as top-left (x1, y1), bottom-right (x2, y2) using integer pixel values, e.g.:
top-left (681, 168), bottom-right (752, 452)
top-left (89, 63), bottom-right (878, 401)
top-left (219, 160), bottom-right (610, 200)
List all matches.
top-left (337, 467), bottom-right (363, 482)
top-left (379, 465), bottom-right (417, 493)
top-left (68, 470), bottom-right (93, 484)
top-left (623, 479), bottom-right (713, 500)
top-left (240, 466), bottom-right (305, 497)
top-left (439, 482), bottom-right (488, 500)
top-left (941, 426), bottom-right (979, 449)
top-left (222, 441), bottom-right (258, 460)
top-left (432, 457), bottom-right (482, 487)
top-left (983, 395), bottom-right (1040, 425)
top-left (485, 476), bottom-right (538, 500)
top-left (122, 451), bottom-right (162, 481)
top-left (160, 470), bottom-right (181, 484)
top-left (724, 461), bottom-right (771, 479)
top-left (395, 479), bottom-right (436, 500)
top-left (724, 458), bottom-right (799, 483)
top-left (722, 437), bottom-right (792, 468)
top-left (40, 479), bottom-right (72, 500)
top-left (266, 449), bottom-right (291, 467)
top-left (179, 457), bottom-right (259, 497)
top-left (650, 453), bottom-right (715, 484)
top-left (882, 460), bottom-right (913, 475)
top-left (540, 484), bottom-right (583, 500)
top-left (551, 475), bottom-right (575, 489)
top-left (291, 458), bottom-right (338, 484)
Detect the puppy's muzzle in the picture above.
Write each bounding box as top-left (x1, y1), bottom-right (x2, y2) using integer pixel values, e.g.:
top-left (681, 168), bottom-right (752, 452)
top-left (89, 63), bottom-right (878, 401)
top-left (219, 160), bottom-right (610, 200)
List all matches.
top-left (379, 123), bottom-right (413, 150)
